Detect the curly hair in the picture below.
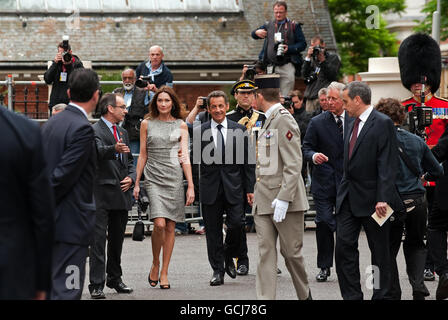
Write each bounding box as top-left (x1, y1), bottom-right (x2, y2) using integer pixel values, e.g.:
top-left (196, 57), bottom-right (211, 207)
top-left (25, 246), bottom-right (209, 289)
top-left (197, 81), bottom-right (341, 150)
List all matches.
top-left (146, 86), bottom-right (182, 120)
top-left (375, 97), bottom-right (406, 125)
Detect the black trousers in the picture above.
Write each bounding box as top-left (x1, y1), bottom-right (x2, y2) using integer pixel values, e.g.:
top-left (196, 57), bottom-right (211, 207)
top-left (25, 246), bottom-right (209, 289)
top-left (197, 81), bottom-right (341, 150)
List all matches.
top-left (335, 198), bottom-right (392, 300)
top-left (235, 198), bottom-right (250, 268)
top-left (314, 197), bottom-right (337, 269)
top-left (425, 187), bottom-right (435, 271)
top-left (427, 193), bottom-right (448, 276)
top-left (202, 183), bottom-right (244, 275)
top-left (387, 196), bottom-right (429, 299)
top-left (89, 208), bottom-right (128, 290)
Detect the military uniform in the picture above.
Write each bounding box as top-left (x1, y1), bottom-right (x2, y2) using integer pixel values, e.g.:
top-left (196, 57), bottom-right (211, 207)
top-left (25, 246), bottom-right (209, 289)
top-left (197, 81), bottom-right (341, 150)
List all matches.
top-left (253, 98), bottom-right (310, 299)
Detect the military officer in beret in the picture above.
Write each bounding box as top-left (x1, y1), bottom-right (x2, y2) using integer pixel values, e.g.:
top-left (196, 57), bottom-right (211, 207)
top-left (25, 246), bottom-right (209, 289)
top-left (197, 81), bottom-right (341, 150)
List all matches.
top-left (226, 80), bottom-right (266, 276)
top-left (252, 73), bottom-right (311, 300)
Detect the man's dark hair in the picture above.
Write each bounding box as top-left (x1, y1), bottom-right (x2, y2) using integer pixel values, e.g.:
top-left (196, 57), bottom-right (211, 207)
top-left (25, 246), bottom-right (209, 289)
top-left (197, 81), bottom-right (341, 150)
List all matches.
top-left (273, 1), bottom-right (287, 10)
top-left (99, 93), bottom-right (117, 116)
top-left (58, 42), bottom-right (71, 51)
top-left (207, 90), bottom-right (229, 106)
top-left (258, 88), bottom-right (280, 103)
top-left (68, 69), bottom-right (100, 103)
top-left (344, 81), bottom-right (371, 105)
top-left (375, 98), bottom-right (406, 125)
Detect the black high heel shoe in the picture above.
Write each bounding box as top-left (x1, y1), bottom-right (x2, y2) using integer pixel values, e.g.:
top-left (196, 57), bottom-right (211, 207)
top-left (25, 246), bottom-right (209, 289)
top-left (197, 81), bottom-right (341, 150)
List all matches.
top-left (160, 283), bottom-right (171, 289)
top-left (148, 265), bottom-right (159, 287)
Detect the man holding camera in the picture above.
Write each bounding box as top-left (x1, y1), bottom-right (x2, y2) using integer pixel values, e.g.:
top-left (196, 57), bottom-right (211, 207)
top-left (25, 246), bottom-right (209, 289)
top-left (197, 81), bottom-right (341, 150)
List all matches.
top-left (44, 38), bottom-right (84, 115)
top-left (136, 45), bottom-right (173, 104)
top-left (302, 36), bottom-right (340, 113)
top-left (113, 68), bottom-right (149, 164)
top-left (251, 1), bottom-right (306, 97)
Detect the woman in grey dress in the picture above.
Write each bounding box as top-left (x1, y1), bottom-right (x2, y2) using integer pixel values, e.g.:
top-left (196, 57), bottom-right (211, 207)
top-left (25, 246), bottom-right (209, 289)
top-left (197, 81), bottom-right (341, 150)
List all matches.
top-left (133, 86), bottom-right (194, 289)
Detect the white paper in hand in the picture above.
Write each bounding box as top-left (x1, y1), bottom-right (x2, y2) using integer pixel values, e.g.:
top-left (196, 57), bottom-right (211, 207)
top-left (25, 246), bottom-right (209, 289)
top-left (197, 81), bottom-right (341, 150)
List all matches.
top-left (371, 204), bottom-right (394, 227)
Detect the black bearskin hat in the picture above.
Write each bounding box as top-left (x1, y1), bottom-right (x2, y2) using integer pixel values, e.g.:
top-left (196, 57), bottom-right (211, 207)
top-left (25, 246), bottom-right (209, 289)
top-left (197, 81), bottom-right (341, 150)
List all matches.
top-left (398, 33), bottom-right (441, 93)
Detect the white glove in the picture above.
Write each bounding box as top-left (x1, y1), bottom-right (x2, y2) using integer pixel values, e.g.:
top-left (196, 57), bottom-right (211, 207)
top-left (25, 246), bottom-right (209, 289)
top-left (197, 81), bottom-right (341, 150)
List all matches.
top-left (271, 198), bottom-right (289, 223)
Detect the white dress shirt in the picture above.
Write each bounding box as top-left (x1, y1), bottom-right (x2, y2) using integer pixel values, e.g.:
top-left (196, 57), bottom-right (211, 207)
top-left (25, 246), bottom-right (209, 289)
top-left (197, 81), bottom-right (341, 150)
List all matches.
top-left (69, 102), bottom-right (88, 119)
top-left (211, 118), bottom-right (228, 148)
top-left (354, 105), bottom-right (373, 138)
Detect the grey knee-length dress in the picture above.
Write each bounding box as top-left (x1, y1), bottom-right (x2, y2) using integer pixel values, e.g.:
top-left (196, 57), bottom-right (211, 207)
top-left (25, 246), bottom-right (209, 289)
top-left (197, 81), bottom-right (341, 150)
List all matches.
top-left (144, 118), bottom-right (185, 222)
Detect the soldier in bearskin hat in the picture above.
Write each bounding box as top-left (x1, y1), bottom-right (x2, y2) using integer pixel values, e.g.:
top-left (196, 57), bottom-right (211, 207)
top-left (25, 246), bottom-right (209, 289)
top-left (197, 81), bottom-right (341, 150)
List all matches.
top-left (399, 32), bottom-right (448, 298)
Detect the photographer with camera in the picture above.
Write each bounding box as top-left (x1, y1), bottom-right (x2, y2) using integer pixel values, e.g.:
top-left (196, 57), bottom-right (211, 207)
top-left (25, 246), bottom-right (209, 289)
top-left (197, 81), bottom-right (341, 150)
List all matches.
top-left (113, 68), bottom-right (149, 165)
top-left (239, 61), bottom-right (267, 81)
top-left (44, 36), bottom-right (84, 115)
top-left (251, 1), bottom-right (306, 97)
top-left (302, 36), bottom-right (340, 113)
top-left (135, 45), bottom-right (173, 104)
top-left (399, 33), bottom-right (448, 282)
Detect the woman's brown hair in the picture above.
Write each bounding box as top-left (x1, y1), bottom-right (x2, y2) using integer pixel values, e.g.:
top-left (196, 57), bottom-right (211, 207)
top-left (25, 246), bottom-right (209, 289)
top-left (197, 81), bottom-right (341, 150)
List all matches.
top-left (375, 97), bottom-right (406, 125)
top-left (145, 86), bottom-right (183, 120)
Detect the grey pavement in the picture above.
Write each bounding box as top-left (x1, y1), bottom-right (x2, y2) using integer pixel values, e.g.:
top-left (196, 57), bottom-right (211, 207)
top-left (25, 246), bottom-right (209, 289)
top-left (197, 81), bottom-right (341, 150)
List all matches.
top-left (81, 222), bottom-right (439, 300)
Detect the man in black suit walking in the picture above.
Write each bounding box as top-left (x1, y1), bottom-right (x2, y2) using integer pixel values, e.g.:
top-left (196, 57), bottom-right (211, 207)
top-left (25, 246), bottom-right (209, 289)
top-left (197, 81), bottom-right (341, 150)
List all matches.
top-left (88, 93), bottom-right (136, 299)
top-left (193, 90), bottom-right (255, 286)
top-left (335, 81), bottom-right (403, 300)
top-left (42, 68), bottom-right (100, 300)
top-left (302, 81), bottom-right (353, 282)
top-left (0, 108), bottom-right (54, 300)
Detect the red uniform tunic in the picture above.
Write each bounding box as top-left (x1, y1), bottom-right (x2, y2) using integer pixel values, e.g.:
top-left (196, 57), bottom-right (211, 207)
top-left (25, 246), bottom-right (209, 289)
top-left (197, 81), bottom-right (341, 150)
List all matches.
top-left (402, 94), bottom-right (448, 186)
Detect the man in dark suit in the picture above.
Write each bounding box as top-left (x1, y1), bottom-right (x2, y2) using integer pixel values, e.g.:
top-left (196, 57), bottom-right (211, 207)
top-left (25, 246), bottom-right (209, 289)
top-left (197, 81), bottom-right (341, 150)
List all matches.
top-left (0, 108), bottom-right (54, 300)
top-left (335, 81), bottom-right (403, 300)
top-left (302, 81), bottom-right (353, 282)
top-left (88, 93), bottom-right (136, 299)
top-left (193, 90), bottom-right (255, 286)
top-left (42, 68), bottom-right (100, 300)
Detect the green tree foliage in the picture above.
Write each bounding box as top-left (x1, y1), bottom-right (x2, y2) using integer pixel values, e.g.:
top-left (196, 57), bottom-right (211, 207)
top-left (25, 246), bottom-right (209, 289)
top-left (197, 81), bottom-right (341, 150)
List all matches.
top-left (414, 0), bottom-right (448, 41)
top-left (328, 0), bottom-right (405, 76)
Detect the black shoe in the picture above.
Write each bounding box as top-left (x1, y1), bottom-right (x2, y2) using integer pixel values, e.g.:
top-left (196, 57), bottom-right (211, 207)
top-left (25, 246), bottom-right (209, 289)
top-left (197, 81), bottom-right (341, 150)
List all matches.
top-left (225, 259), bottom-right (237, 279)
top-left (436, 273), bottom-right (448, 300)
top-left (106, 281), bottom-right (133, 294)
top-left (90, 288), bottom-right (106, 299)
top-left (413, 292), bottom-right (426, 300)
top-left (424, 268), bottom-right (435, 281)
top-left (210, 272), bottom-right (224, 286)
top-left (236, 265), bottom-right (249, 276)
top-left (316, 268), bottom-right (330, 282)
top-left (306, 290), bottom-right (312, 300)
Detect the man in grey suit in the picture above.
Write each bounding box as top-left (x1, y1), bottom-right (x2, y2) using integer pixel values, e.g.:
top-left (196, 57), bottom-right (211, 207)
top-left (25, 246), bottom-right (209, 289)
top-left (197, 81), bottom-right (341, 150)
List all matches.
top-left (89, 93), bottom-right (136, 299)
top-left (252, 74), bottom-right (311, 300)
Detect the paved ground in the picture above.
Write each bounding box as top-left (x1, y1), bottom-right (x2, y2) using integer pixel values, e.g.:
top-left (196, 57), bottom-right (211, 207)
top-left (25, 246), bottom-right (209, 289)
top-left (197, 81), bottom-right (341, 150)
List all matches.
top-left (81, 223), bottom-right (439, 300)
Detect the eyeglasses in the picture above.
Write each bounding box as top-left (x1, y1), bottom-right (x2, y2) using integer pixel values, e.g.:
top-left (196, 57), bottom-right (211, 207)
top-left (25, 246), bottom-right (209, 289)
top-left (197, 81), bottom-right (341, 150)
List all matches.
top-left (115, 104), bottom-right (127, 110)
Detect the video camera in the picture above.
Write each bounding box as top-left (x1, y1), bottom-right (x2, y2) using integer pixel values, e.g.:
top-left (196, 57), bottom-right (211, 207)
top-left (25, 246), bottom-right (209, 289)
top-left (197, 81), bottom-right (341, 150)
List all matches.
top-left (135, 76), bottom-right (154, 88)
top-left (405, 76), bottom-right (433, 140)
top-left (244, 65), bottom-right (257, 81)
top-left (61, 35), bottom-right (72, 63)
top-left (199, 97), bottom-right (208, 109)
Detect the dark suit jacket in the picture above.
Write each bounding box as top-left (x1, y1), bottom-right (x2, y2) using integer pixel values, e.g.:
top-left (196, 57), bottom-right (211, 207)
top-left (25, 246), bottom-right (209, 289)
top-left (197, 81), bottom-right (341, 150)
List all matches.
top-left (42, 104), bottom-right (97, 246)
top-left (335, 108), bottom-right (403, 217)
top-left (0, 107), bottom-right (54, 299)
top-left (93, 119), bottom-right (136, 211)
top-left (195, 119), bottom-right (255, 205)
top-left (303, 111), bottom-right (353, 199)
top-left (431, 126), bottom-right (448, 211)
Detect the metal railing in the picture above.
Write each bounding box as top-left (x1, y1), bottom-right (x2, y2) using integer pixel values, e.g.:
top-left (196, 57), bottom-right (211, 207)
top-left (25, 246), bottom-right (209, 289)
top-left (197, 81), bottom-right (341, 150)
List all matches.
top-left (0, 77), bottom-right (235, 119)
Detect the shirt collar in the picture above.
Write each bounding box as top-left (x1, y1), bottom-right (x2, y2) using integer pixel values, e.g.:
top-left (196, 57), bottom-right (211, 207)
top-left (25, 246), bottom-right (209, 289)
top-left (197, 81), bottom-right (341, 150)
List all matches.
top-left (358, 105), bottom-right (373, 123)
top-left (332, 110), bottom-right (345, 120)
top-left (145, 61), bottom-right (163, 74)
top-left (70, 102), bottom-right (88, 119)
top-left (264, 103), bottom-right (282, 120)
top-left (211, 118), bottom-right (228, 129)
top-left (101, 116), bottom-right (116, 129)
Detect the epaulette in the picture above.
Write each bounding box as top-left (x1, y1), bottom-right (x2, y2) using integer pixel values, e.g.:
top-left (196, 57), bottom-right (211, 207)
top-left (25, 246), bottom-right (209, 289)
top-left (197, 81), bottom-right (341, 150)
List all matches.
top-left (401, 96), bottom-right (414, 103)
top-left (434, 96), bottom-right (448, 102)
top-left (254, 109), bottom-right (265, 115)
top-left (278, 107), bottom-right (291, 116)
top-left (226, 110), bottom-right (236, 115)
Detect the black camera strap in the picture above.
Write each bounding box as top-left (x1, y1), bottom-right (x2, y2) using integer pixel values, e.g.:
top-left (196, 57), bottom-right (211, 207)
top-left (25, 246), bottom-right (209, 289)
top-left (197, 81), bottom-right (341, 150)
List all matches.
top-left (397, 138), bottom-right (421, 177)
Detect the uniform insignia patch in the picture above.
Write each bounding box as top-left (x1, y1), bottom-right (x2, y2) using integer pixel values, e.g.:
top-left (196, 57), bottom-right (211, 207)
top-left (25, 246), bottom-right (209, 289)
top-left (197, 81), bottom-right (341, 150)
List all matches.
top-left (255, 121), bottom-right (262, 127)
top-left (265, 130), bottom-right (274, 139)
top-left (286, 130), bottom-right (293, 141)
top-left (279, 108), bottom-right (289, 115)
